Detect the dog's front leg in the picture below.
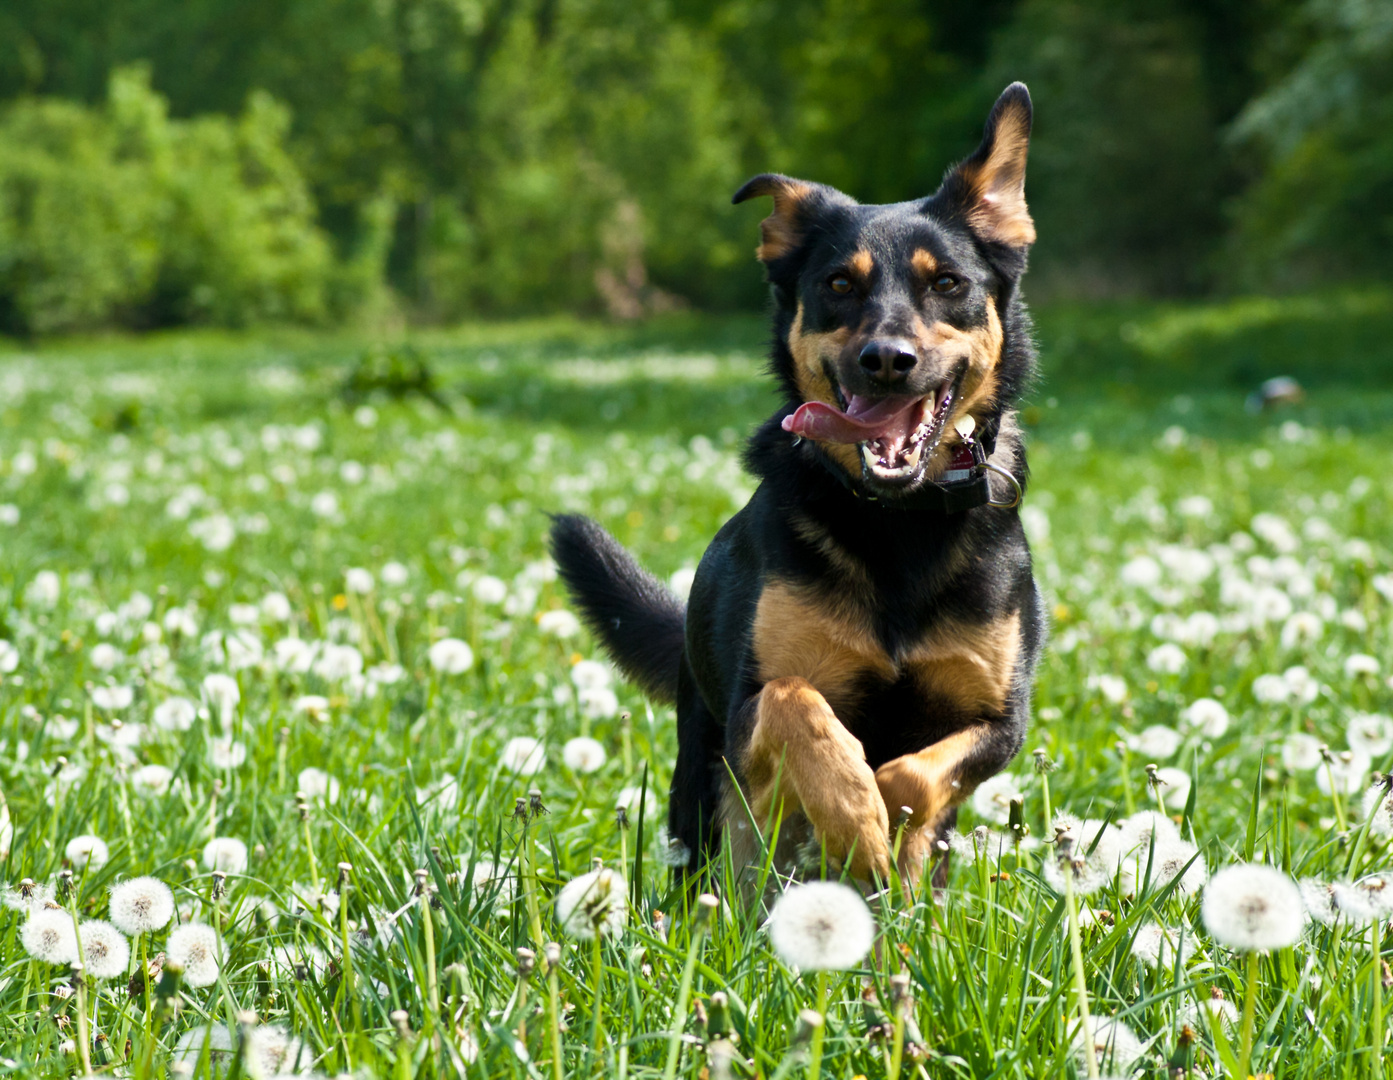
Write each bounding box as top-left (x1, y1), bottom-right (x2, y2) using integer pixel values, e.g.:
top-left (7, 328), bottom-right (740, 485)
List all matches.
top-left (742, 676), bottom-right (891, 881)
top-left (875, 723), bottom-right (1012, 882)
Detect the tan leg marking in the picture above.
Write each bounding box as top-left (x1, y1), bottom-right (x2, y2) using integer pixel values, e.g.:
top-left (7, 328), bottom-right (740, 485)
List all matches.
top-left (875, 726), bottom-right (985, 879)
top-left (744, 676), bottom-right (890, 881)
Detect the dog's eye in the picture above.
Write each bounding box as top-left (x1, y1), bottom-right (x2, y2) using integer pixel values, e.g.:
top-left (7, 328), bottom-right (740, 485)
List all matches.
top-left (828, 275), bottom-right (853, 295)
top-left (931, 274), bottom-right (960, 294)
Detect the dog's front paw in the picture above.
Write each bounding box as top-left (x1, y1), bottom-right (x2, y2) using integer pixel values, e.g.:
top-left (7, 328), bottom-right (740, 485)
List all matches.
top-left (801, 758), bottom-right (891, 882)
top-left (874, 755), bottom-right (947, 834)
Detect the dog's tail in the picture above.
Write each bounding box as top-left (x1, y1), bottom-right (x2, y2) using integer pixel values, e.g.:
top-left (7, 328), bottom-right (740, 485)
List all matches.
top-left (548, 514), bottom-right (686, 704)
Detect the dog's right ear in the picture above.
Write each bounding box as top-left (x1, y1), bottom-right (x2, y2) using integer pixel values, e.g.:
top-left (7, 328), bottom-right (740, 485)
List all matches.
top-left (733, 174), bottom-right (848, 264)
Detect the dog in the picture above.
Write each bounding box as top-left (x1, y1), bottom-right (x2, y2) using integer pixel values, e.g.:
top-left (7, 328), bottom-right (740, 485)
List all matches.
top-left (550, 83), bottom-right (1044, 887)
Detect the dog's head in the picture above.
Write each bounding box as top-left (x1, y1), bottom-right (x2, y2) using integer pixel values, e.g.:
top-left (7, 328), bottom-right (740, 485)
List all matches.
top-left (735, 83), bottom-right (1035, 500)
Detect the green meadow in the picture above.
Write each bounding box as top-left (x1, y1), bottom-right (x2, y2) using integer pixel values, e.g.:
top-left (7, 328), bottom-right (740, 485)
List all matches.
top-left (1, 289), bottom-right (1392, 1078)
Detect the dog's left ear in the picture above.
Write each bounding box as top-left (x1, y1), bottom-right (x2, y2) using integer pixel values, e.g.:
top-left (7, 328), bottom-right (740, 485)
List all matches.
top-left (733, 174), bottom-right (850, 264)
top-left (932, 82), bottom-right (1035, 248)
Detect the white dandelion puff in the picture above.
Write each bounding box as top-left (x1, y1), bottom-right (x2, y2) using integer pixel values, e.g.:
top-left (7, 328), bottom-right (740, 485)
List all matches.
top-left (90, 685), bottom-right (134, 711)
top-left (471, 575), bottom-right (508, 605)
top-left (428, 637), bottom-right (474, 675)
top-left (1315, 751), bottom-right (1369, 797)
top-left (152, 697), bottom-right (197, 732)
top-left (208, 736), bottom-right (247, 770)
top-left (562, 737), bottom-right (607, 774)
top-left (1362, 783), bottom-right (1393, 838)
top-left (538, 609), bottom-right (581, 638)
top-left (500, 736), bottom-right (545, 775)
top-left (1073, 1016), bottom-right (1145, 1071)
top-left (570, 660), bottom-right (613, 691)
top-left (201, 673), bottom-right (241, 725)
top-left (245, 1024), bottom-right (307, 1079)
top-left (1202, 863), bottom-right (1304, 951)
top-left (1153, 766), bottom-right (1192, 809)
top-left (77, 920), bottom-right (130, 980)
top-left (555, 866), bottom-right (628, 940)
top-left (344, 568), bottom-right (374, 595)
top-left (578, 685), bottom-right (620, 719)
top-left (1345, 653), bottom-right (1380, 679)
top-left (766, 881), bottom-right (876, 971)
top-left (202, 837), bottom-right (249, 875)
top-left (1131, 921), bottom-right (1196, 970)
top-left (297, 767), bottom-right (340, 803)
top-left (1131, 725), bottom-right (1182, 760)
top-left (3, 879), bottom-right (56, 912)
top-left (969, 773), bottom-right (1026, 826)
top-left (20, 908), bottom-right (79, 965)
top-left (1348, 713), bottom-right (1393, 758)
top-left (1282, 733), bottom-right (1323, 772)
top-left (109, 877), bottom-right (175, 934)
top-left (166, 922), bottom-right (222, 987)
top-left (65, 834), bottom-right (109, 870)
top-left (1147, 643), bottom-right (1187, 675)
top-left (1179, 697), bottom-right (1229, 739)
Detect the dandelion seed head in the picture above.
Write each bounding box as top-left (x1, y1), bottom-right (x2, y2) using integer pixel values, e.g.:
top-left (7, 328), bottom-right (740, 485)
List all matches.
top-left (1363, 783), bottom-right (1393, 838)
top-left (500, 736), bottom-right (545, 775)
top-left (1348, 712), bottom-right (1393, 758)
top-left (570, 660), bottom-right (612, 691)
top-left (537, 609), bottom-right (581, 638)
top-left (1073, 1016), bottom-right (1145, 1071)
top-left (1180, 697), bottom-right (1229, 738)
top-left (64, 834), bottom-right (109, 870)
top-left (1130, 921), bottom-right (1195, 970)
top-left (766, 881), bottom-right (875, 972)
top-left (562, 736), bottom-right (607, 774)
top-left (1202, 863), bottom-right (1304, 951)
top-left (166, 922), bottom-right (222, 987)
top-left (3, 879), bottom-right (55, 912)
top-left (1282, 733), bottom-right (1323, 772)
top-left (202, 837), bottom-right (249, 875)
top-left (245, 1024), bottom-right (307, 1080)
top-left (428, 637), bottom-right (474, 674)
top-left (78, 919), bottom-right (130, 980)
top-left (131, 764), bottom-right (174, 796)
top-left (555, 867), bottom-right (628, 940)
top-left (20, 908), bottom-right (79, 965)
top-left (970, 773), bottom-right (1026, 825)
top-left (109, 877), bottom-right (175, 934)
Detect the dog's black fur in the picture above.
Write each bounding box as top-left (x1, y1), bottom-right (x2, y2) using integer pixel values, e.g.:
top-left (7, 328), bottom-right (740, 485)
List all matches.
top-left (552, 84), bottom-right (1044, 883)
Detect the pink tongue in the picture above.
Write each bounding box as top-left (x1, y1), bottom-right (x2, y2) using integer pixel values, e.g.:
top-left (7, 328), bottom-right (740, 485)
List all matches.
top-left (781, 395), bottom-right (924, 445)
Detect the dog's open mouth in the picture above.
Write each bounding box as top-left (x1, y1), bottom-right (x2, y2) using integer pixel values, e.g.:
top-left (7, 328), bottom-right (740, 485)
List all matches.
top-left (782, 377), bottom-right (960, 484)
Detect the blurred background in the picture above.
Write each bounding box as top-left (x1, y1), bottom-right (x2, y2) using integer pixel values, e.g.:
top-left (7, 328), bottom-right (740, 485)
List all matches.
top-left (0, 0), bottom-right (1389, 337)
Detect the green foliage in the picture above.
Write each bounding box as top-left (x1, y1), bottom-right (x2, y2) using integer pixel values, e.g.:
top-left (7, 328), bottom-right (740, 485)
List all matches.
top-left (1229, 0), bottom-right (1393, 286)
top-left (0, 67), bottom-right (347, 334)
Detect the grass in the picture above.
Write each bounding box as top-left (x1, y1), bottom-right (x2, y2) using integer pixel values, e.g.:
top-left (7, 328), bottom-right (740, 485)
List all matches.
top-left (0, 288), bottom-right (1391, 1078)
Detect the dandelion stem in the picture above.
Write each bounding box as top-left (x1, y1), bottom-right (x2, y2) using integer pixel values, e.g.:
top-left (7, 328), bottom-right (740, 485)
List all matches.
top-left (522, 824), bottom-right (547, 950)
top-left (1064, 870), bottom-right (1099, 1080)
top-left (589, 933), bottom-right (605, 1068)
top-left (73, 965), bottom-right (94, 1077)
top-left (660, 908), bottom-right (710, 1080)
top-left (1237, 949), bottom-right (1259, 1080)
top-left (545, 947), bottom-right (565, 1080)
top-left (807, 969), bottom-right (829, 1080)
top-left (421, 889), bottom-right (439, 1038)
top-left (1373, 918), bottom-right (1384, 1080)
top-left (1040, 770), bottom-right (1053, 834)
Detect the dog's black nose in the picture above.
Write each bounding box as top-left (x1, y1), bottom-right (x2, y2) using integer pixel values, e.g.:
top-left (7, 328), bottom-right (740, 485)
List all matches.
top-left (858, 338), bottom-right (919, 383)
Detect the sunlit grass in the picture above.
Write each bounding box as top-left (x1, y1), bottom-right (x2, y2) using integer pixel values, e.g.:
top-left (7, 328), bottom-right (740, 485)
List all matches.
top-left (0, 300), bottom-right (1390, 1077)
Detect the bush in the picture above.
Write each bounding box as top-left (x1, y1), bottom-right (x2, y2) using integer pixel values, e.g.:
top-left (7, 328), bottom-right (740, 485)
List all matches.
top-left (0, 67), bottom-right (343, 334)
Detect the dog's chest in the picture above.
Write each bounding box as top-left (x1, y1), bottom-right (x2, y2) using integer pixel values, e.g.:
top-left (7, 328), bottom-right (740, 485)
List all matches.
top-left (751, 579), bottom-right (1020, 727)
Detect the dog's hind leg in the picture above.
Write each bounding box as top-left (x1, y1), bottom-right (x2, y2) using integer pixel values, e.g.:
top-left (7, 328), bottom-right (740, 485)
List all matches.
top-left (740, 677), bottom-right (890, 882)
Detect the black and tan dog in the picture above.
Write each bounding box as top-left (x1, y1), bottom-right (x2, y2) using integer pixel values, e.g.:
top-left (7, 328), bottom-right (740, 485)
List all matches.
top-left (551, 83), bottom-right (1044, 887)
